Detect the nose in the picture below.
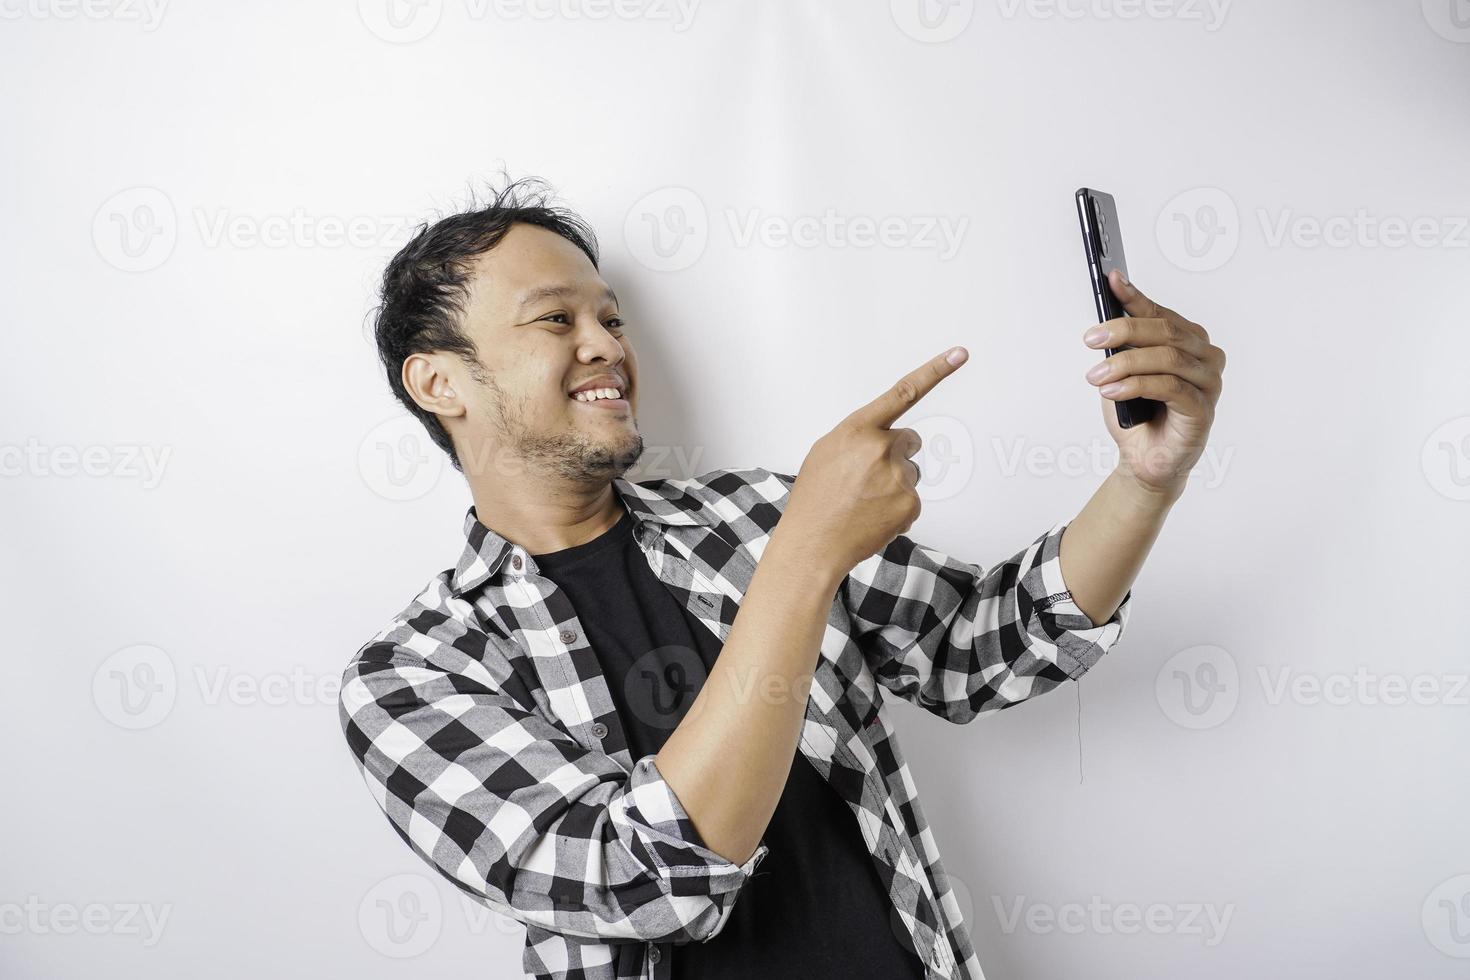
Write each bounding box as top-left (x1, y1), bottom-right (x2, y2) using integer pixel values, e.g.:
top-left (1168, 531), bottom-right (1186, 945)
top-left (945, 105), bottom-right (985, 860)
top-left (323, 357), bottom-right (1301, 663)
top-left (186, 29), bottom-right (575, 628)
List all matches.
top-left (575, 316), bottom-right (626, 366)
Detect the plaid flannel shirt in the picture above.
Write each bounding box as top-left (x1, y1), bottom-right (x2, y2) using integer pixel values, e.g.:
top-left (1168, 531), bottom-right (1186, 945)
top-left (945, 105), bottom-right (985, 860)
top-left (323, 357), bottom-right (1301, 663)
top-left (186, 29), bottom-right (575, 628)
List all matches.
top-left (338, 467), bottom-right (1131, 979)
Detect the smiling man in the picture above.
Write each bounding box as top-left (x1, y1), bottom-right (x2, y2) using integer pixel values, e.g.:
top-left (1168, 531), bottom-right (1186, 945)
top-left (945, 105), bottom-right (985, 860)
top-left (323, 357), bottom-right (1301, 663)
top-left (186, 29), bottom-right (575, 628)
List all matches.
top-left (337, 177), bottom-right (1225, 980)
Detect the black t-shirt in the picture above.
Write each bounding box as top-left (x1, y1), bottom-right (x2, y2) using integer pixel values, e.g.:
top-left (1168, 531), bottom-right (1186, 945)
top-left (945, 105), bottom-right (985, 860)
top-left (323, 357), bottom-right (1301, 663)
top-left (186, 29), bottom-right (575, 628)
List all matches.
top-left (530, 507), bottom-right (928, 980)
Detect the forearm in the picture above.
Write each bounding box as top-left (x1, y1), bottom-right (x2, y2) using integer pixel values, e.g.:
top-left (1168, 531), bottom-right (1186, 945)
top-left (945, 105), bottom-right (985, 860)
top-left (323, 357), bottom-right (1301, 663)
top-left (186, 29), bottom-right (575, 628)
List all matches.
top-left (653, 524), bottom-right (841, 866)
top-left (1058, 468), bottom-right (1180, 626)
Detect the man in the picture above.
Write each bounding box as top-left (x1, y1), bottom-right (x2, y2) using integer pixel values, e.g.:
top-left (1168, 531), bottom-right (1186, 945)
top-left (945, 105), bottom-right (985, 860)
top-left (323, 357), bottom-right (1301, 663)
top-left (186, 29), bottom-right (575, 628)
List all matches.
top-left (337, 177), bottom-right (1225, 979)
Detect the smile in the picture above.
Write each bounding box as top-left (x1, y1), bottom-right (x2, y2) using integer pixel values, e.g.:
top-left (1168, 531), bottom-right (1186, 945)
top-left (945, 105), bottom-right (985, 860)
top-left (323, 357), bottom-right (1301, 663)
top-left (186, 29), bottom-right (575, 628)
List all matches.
top-left (570, 394), bottom-right (630, 412)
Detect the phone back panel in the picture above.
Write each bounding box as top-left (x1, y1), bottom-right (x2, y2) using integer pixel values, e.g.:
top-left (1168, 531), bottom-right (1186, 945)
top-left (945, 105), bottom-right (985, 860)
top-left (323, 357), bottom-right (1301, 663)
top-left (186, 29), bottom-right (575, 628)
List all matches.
top-left (1076, 188), bottom-right (1129, 321)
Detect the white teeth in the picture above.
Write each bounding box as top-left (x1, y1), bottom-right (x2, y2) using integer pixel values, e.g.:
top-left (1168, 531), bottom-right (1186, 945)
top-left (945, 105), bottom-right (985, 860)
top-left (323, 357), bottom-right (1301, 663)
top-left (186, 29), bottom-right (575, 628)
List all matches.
top-left (573, 387), bottom-right (623, 402)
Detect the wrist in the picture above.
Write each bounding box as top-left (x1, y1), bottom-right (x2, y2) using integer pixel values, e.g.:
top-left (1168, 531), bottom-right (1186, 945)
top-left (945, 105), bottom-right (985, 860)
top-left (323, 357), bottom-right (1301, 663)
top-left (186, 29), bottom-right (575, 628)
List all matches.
top-left (1110, 467), bottom-right (1185, 513)
top-left (766, 523), bottom-right (846, 597)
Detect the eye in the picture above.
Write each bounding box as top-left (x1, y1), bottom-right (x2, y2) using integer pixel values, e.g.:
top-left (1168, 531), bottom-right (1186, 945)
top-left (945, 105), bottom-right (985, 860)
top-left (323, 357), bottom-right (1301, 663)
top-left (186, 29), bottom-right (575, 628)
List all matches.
top-left (605, 317), bottom-right (626, 334)
top-left (538, 312), bottom-right (571, 325)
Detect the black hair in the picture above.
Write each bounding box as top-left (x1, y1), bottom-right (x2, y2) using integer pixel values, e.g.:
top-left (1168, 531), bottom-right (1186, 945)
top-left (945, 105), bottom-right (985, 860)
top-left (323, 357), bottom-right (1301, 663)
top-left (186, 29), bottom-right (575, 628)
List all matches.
top-left (370, 175), bottom-right (600, 471)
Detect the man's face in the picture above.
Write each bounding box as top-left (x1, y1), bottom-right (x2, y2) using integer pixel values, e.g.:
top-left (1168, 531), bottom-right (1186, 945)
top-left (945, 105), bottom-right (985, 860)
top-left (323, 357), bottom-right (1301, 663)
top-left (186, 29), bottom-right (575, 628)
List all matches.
top-left (451, 222), bottom-right (642, 484)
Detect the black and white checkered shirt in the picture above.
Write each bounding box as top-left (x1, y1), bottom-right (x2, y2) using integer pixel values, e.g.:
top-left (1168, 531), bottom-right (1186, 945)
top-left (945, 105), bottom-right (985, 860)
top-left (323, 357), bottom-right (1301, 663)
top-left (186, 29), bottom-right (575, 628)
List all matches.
top-left (338, 467), bottom-right (1131, 979)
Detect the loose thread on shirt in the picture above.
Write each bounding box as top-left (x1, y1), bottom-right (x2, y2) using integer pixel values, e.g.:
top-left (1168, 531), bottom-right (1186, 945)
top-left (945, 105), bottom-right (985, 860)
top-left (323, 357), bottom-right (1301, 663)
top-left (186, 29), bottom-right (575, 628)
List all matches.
top-left (1076, 678), bottom-right (1085, 785)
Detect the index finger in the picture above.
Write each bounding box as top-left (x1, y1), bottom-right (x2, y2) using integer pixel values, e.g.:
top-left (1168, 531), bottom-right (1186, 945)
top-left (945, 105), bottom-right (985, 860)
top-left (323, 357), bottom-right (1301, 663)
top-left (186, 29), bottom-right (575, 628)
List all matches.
top-left (846, 346), bottom-right (969, 430)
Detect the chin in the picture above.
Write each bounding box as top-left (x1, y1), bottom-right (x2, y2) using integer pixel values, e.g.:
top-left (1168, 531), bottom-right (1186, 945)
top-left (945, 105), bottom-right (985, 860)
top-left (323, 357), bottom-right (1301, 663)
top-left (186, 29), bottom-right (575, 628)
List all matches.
top-left (599, 432), bottom-right (645, 476)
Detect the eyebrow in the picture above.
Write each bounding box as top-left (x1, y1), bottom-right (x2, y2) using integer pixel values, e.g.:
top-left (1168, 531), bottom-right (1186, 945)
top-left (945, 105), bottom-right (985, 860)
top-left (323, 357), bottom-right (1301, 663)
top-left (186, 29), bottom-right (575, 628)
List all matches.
top-left (514, 283), bottom-right (619, 313)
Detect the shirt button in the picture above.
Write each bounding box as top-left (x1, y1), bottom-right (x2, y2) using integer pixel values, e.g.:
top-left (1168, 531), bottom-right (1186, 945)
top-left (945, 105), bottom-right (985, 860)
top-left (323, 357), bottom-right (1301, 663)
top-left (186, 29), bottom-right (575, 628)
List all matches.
top-left (647, 944), bottom-right (661, 963)
top-left (511, 555), bottom-right (523, 570)
top-left (560, 629), bottom-right (577, 643)
top-left (590, 722), bottom-right (608, 739)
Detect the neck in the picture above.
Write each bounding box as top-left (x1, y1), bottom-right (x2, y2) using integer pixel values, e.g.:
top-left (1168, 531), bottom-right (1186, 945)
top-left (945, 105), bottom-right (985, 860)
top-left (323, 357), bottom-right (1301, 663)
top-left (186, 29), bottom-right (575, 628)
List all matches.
top-left (464, 460), bottom-right (626, 556)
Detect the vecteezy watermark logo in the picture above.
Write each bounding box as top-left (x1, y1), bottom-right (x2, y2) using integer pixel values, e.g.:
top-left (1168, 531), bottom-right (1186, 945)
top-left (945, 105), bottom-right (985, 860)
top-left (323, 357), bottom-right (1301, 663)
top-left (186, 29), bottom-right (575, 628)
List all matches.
top-left (359, 873), bottom-right (443, 957)
top-left (1155, 644), bottom-right (1238, 730)
top-left (1256, 208), bottom-right (1470, 250)
top-left (627, 444), bottom-right (709, 481)
top-left (94, 188), bottom-right (421, 271)
top-left (624, 187), bottom-right (970, 271)
top-left (994, 0), bottom-right (1231, 30)
top-left (623, 645), bottom-right (707, 729)
top-left (92, 644), bottom-right (178, 730)
top-left (360, 0), bottom-right (700, 41)
top-left (0, 439), bottom-right (173, 488)
top-left (94, 648), bottom-right (352, 729)
top-left (911, 414), bottom-right (975, 502)
top-left (993, 895), bottom-right (1234, 946)
top-left (359, 0), bottom-right (444, 42)
top-left (1424, 874), bottom-right (1470, 957)
top-left (891, 0), bottom-right (974, 42)
top-left (1158, 656), bottom-right (1469, 723)
top-left (624, 187), bottom-right (708, 272)
top-left (191, 208), bottom-right (417, 250)
top-left (93, 187), bottom-right (177, 273)
top-left (1158, 194), bottom-right (1470, 268)
top-left (990, 436), bottom-right (1235, 489)
top-left (725, 208), bottom-right (969, 260)
top-left (1155, 187), bottom-right (1239, 273)
top-left (192, 665), bottom-right (347, 708)
top-left (0, 897), bottom-right (174, 946)
top-left (1422, 416), bottom-right (1470, 501)
top-left (0, 0), bottom-right (169, 30)
top-left (1258, 667), bottom-right (1470, 708)
top-left (1422, 0), bottom-right (1470, 42)
top-left (359, 415), bottom-right (446, 502)
top-left (475, 0), bottom-right (701, 28)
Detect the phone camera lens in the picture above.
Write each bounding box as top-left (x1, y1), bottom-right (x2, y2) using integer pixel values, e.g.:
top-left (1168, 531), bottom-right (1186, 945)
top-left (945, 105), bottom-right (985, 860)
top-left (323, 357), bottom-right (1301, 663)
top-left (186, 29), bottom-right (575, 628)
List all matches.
top-left (1090, 199), bottom-right (1110, 256)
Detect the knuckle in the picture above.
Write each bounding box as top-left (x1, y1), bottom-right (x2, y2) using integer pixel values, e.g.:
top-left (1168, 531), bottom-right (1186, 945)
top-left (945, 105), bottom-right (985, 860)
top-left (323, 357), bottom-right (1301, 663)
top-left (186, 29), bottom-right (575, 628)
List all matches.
top-left (894, 378), bottom-right (920, 406)
top-left (867, 437), bottom-right (891, 466)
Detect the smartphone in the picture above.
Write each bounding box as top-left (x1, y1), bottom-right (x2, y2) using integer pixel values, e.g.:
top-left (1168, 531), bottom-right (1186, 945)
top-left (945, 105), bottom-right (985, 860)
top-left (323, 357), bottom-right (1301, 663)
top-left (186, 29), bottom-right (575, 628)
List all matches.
top-left (1075, 187), bottom-right (1159, 429)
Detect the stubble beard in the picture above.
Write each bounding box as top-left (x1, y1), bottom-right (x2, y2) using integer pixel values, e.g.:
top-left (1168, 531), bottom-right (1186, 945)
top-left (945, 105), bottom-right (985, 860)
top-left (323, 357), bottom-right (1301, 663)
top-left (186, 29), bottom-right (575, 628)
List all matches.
top-left (480, 369), bottom-right (645, 485)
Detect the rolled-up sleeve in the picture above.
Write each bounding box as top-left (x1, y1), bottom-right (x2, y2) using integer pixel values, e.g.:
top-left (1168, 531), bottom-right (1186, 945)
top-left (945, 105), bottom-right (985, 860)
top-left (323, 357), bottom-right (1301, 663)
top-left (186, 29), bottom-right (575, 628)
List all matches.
top-left (338, 642), bottom-right (767, 944)
top-left (840, 517), bottom-right (1132, 724)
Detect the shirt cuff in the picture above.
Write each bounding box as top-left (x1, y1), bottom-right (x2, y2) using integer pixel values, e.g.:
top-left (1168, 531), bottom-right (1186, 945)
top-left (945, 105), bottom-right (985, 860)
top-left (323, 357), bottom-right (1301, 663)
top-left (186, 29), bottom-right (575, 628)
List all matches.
top-left (1031, 518), bottom-right (1133, 678)
top-left (623, 754), bottom-right (769, 891)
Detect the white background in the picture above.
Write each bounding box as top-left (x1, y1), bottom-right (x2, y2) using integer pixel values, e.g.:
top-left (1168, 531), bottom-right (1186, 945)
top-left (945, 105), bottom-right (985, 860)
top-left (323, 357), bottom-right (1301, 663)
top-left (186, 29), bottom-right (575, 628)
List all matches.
top-left (4, 1), bottom-right (1469, 977)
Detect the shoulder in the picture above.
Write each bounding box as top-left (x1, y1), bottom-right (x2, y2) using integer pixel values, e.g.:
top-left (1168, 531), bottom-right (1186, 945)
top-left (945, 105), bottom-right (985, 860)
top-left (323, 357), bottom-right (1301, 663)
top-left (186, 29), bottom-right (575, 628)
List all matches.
top-left (698, 465), bottom-right (797, 492)
top-left (688, 465), bottom-right (797, 505)
top-left (340, 568), bottom-right (491, 681)
top-left (629, 465), bottom-right (799, 532)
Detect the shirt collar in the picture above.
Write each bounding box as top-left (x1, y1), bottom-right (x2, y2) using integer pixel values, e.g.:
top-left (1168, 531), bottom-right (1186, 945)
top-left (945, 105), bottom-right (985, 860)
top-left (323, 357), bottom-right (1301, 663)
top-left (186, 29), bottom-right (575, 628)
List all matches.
top-left (450, 476), bottom-right (710, 597)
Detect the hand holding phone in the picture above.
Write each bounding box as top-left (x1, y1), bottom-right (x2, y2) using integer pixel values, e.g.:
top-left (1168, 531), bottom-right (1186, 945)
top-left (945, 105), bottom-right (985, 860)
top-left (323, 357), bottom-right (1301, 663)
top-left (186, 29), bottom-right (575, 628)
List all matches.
top-left (1075, 187), bottom-right (1160, 429)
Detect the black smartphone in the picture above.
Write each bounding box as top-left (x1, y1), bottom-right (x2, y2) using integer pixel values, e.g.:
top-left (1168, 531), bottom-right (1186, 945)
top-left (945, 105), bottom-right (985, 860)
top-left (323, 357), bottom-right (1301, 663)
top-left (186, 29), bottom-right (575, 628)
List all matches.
top-left (1075, 187), bottom-right (1159, 429)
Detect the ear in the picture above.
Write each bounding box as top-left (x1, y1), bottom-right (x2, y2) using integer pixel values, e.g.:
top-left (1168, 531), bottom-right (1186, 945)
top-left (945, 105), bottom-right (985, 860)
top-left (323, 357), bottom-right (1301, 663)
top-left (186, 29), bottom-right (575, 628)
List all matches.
top-left (402, 353), bottom-right (466, 420)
